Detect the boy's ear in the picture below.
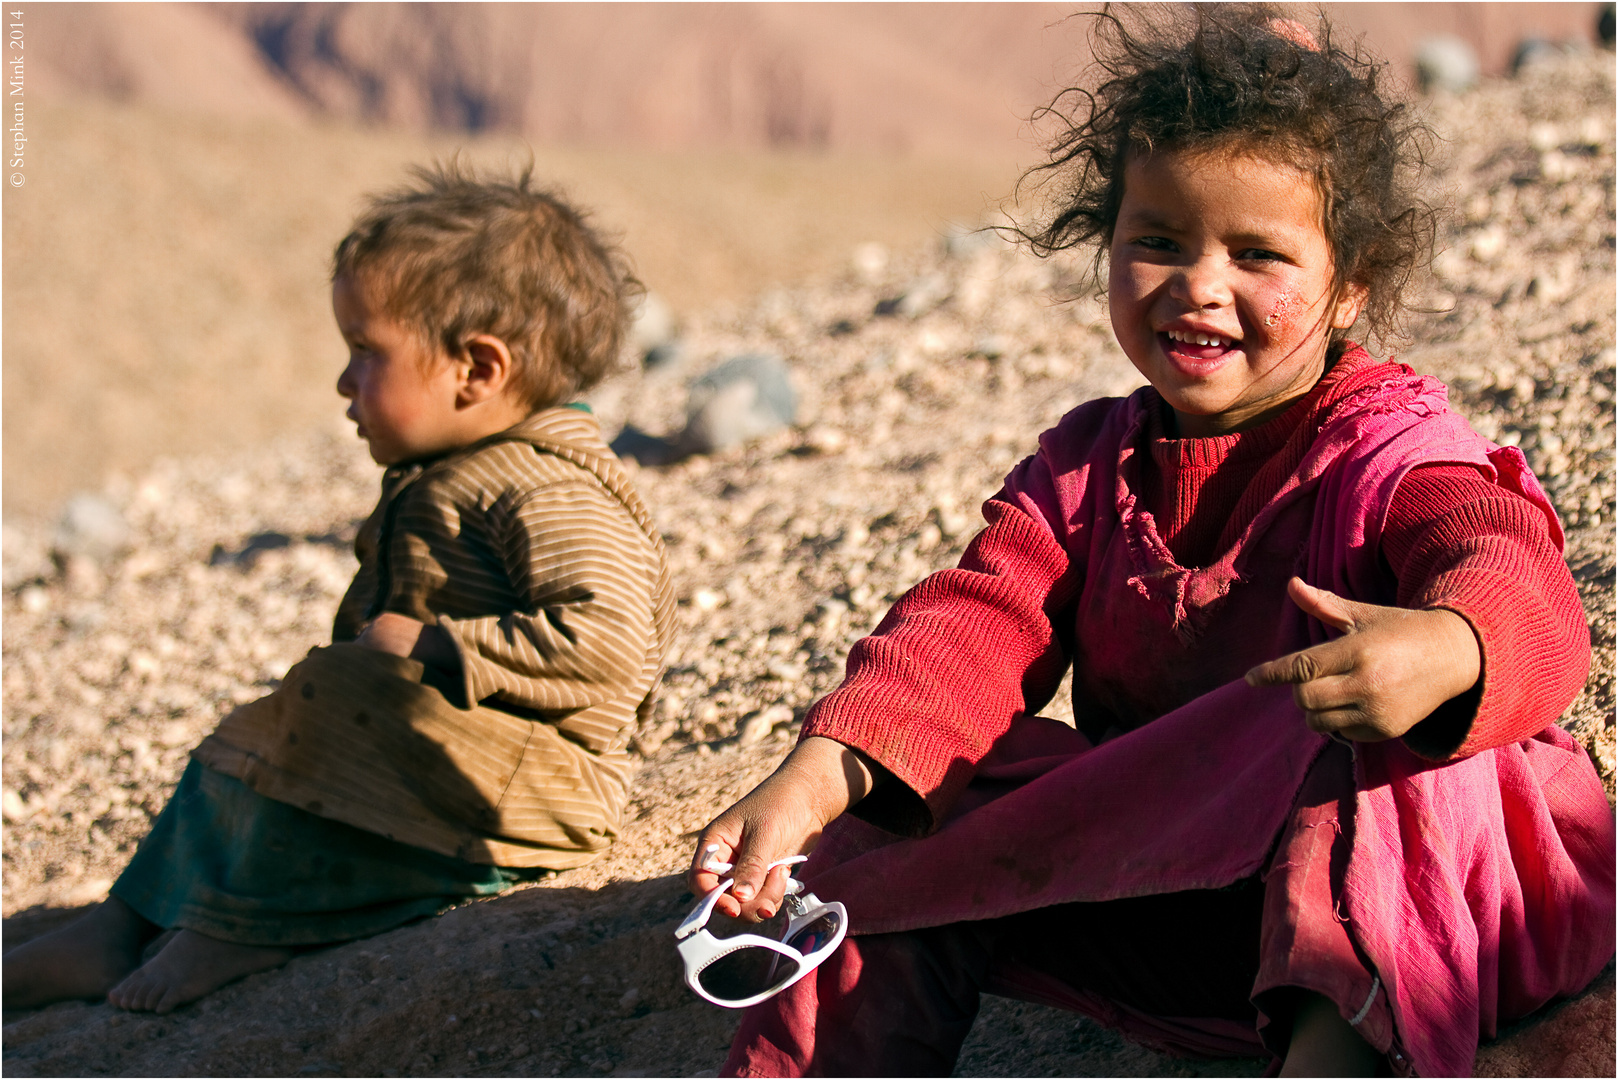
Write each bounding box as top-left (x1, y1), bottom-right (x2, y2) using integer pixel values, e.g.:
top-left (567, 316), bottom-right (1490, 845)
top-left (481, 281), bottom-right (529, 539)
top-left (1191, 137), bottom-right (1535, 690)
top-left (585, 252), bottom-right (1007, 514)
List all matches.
top-left (1330, 282), bottom-right (1369, 331)
top-left (456, 334), bottom-right (516, 407)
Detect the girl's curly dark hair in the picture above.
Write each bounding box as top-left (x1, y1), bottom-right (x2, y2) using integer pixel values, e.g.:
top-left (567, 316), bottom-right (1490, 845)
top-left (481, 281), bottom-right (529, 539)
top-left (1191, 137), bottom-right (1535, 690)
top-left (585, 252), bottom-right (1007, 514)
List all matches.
top-left (1023, 4), bottom-right (1437, 348)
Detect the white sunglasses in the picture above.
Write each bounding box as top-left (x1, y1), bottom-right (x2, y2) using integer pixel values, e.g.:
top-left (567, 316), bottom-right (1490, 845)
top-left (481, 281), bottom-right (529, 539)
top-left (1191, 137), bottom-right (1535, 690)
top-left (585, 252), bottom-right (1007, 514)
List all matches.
top-left (675, 855), bottom-right (848, 1009)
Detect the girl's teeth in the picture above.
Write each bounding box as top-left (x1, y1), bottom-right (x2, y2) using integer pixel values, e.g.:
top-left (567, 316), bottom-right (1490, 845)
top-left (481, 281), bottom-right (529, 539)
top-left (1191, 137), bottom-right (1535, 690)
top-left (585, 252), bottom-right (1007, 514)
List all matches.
top-left (1168, 330), bottom-right (1232, 347)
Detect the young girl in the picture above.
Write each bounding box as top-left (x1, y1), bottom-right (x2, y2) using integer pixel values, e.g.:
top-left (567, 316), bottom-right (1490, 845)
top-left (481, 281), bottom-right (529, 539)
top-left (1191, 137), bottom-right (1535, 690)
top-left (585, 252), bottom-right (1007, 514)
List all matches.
top-left (687, 9), bottom-right (1613, 1076)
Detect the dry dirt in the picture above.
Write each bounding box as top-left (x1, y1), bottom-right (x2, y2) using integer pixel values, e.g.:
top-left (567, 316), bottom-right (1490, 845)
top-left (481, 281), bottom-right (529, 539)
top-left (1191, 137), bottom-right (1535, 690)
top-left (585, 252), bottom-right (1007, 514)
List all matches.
top-left (2, 49), bottom-right (1614, 1079)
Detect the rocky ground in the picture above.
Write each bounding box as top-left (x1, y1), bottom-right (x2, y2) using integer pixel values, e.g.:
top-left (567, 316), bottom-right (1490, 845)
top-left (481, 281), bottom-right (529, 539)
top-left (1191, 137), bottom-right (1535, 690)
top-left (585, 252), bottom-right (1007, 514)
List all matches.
top-left (3, 50), bottom-right (1614, 1077)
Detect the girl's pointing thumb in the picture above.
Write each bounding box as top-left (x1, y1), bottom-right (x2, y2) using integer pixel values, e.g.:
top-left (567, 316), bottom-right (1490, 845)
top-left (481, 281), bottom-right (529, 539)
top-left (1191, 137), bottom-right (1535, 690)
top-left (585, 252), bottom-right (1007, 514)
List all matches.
top-left (1286, 576), bottom-right (1359, 634)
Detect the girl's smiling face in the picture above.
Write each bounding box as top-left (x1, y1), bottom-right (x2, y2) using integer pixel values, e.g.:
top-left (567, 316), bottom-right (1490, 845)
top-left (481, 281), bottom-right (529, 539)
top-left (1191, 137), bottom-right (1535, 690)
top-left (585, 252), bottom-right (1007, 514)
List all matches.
top-left (1108, 146), bottom-right (1366, 437)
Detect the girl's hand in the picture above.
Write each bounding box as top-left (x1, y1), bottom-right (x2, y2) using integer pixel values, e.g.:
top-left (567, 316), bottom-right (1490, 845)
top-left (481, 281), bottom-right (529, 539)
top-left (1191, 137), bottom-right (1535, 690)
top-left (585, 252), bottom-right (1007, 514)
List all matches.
top-left (1245, 577), bottom-right (1481, 742)
top-left (688, 736), bottom-right (881, 922)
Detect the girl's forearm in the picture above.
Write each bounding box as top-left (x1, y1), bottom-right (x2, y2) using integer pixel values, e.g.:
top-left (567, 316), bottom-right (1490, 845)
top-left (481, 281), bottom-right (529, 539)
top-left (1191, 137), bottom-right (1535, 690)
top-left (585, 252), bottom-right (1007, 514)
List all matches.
top-left (786, 736), bottom-right (888, 824)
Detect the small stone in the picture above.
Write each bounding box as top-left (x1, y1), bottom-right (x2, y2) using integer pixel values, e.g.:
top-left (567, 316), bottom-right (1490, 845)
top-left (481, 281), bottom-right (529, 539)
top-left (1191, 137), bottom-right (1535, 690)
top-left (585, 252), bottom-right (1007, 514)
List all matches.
top-left (934, 506), bottom-right (973, 538)
top-left (1415, 36), bottom-right (1480, 94)
top-left (940, 222), bottom-right (1005, 259)
top-left (617, 987), bottom-right (641, 1011)
top-left (629, 292), bottom-right (676, 354)
top-left (765, 657), bottom-right (806, 683)
top-left (798, 427), bottom-right (847, 455)
top-left (813, 599), bottom-right (849, 633)
top-left (693, 589), bottom-right (724, 612)
top-left (851, 242), bottom-right (888, 283)
top-left (18, 586), bottom-right (49, 614)
top-left (971, 335), bottom-right (1008, 360)
top-left (642, 341), bottom-right (685, 370)
top-left (1513, 39), bottom-right (1564, 76)
top-left (54, 493), bottom-right (130, 566)
top-left (840, 522), bottom-right (871, 551)
top-left (1469, 227), bottom-right (1506, 263)
top-left (894, 272), bottom-right (951, 319)
top-left (2, 787), bottom-right (30, 822)
top-left (737, 705), bottom-right (793, 747)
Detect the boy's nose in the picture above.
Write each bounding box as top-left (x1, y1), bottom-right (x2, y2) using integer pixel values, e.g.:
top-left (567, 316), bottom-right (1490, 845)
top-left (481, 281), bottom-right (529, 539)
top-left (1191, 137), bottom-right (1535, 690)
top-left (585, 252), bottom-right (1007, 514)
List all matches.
top-left (336, 363), bottom-right (356, 399)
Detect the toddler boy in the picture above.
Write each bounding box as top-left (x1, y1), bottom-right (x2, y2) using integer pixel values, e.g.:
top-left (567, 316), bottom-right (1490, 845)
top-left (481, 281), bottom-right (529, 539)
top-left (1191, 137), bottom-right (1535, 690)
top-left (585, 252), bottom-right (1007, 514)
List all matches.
top-left (5, 163), bottom-right (675, 1014)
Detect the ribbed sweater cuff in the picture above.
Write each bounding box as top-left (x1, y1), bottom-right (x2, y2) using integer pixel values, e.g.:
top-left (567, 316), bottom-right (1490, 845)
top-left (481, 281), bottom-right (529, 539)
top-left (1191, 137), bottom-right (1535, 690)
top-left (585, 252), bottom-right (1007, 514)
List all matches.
top-left (1408, 567), bottom-right (1590, 759)
top-left (801, 688), bottom-right (976, 833)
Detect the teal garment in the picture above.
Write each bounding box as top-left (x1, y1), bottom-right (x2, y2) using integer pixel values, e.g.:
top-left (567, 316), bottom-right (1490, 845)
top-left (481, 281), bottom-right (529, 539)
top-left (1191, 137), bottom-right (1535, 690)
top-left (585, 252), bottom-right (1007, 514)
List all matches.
top-left (111, 761), bottom-right (539, 947)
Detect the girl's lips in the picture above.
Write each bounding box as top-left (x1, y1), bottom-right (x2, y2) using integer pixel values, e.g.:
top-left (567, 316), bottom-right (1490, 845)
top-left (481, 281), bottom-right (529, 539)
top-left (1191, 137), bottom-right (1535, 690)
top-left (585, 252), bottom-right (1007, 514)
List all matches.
top-left (1158, 331), bottom-right (1241, 373)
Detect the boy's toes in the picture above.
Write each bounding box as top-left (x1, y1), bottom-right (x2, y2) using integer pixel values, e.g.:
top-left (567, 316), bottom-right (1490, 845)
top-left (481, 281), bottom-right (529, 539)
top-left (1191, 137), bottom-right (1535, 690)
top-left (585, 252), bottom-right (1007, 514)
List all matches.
top-left (108, 970), bottom-right (158, 1012)
top-left (106, 975), bottom-right (135, 1010)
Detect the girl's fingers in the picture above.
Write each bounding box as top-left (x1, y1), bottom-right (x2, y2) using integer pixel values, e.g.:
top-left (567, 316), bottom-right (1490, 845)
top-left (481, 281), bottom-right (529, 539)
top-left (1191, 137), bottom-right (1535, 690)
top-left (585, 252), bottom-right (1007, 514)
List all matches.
top-left (1301, 708), bottom-right (1395, 742)
top-left (1246, 638), bottom-right (1356, 688)
top-left (1287, 672), bottom-right (1359, 715)
top-left (729, 854), bottom-right (794, 919)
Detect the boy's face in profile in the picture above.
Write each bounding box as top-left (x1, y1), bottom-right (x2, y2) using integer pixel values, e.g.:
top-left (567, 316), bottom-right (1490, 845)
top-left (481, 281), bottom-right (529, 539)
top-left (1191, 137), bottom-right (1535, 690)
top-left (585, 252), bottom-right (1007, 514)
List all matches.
top-left (332, 275), bottom-right (469, 465)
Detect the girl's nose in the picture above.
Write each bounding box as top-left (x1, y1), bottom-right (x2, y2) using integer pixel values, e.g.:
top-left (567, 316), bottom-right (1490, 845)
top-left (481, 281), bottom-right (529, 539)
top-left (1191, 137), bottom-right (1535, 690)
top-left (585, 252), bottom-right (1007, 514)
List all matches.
top-left (1172, 258), bottom-right (1233, 309)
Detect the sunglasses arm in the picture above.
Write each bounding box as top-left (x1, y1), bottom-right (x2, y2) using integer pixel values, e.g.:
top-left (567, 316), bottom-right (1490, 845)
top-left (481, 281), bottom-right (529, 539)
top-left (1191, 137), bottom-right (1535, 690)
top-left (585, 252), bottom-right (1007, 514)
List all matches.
top-left (675, 855), bottom-right (810, 941)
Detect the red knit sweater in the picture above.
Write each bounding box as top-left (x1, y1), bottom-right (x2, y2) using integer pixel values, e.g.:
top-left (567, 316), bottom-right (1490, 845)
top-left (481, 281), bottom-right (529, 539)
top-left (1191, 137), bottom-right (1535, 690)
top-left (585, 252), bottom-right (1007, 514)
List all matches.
top-left (806, 354), bottom-right (1590, 811)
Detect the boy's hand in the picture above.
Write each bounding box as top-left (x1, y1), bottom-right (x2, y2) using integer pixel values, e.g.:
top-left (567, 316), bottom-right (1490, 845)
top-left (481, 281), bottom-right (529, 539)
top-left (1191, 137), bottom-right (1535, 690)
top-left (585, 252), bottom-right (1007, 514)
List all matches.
top-left (1245, 577), bottom-right (1481, 743)
top-left (688, 736), bottom-right (881, 923)
top-left (356, 613), bottom-right (461, 671)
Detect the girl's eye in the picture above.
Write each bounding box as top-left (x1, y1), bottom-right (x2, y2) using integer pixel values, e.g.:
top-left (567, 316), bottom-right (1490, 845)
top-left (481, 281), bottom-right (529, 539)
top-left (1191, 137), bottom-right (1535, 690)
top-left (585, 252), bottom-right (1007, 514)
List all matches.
top-left (1237, 248), bottom-right (1286, 262)
top-left (1133, 236), bottom-right (1177, 252)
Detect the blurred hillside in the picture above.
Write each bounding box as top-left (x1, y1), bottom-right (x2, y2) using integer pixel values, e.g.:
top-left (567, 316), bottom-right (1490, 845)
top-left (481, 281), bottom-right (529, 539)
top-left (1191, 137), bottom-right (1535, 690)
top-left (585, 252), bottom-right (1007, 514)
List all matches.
top-left (30, 4), bottom-right (1609, 152)
top-left (3, 2), bottom-right (1611, 521)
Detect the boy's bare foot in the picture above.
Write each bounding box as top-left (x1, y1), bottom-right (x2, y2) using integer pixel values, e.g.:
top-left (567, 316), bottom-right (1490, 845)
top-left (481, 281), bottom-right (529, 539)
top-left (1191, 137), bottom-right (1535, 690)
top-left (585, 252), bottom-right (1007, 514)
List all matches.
top-left (3, 897), bottom-right (159, 1009)
top-left (106, 929), bottom-right (291, 1014)
top-left (1279, 991), bottom-right (1384, 1076)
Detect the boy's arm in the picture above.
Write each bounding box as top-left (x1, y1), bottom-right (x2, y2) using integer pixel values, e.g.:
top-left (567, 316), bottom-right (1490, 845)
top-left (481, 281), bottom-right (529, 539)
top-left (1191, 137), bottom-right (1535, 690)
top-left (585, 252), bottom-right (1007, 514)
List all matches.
top-left (434, 479), bottom-right (660, 726)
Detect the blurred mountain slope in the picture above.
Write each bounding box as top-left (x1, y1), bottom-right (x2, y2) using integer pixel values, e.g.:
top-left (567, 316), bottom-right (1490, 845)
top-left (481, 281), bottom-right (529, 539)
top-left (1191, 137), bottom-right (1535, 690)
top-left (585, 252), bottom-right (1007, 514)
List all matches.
top-left (27, 2), bottom-right (308, 121)
top-left (29, 3), bottom-right (1607, 153)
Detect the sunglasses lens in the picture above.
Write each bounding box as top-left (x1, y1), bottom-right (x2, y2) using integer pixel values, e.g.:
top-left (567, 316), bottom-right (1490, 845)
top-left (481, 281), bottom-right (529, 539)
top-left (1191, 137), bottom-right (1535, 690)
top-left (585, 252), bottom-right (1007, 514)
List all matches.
top-left (697, 947), bottom-right (802, 1003)
top-left (785, 909), bottom-right (842, 955)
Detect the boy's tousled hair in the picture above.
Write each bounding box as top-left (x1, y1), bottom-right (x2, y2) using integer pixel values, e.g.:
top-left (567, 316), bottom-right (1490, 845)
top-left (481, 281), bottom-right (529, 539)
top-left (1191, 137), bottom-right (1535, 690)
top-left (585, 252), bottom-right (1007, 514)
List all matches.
top-left (1023, 4), bottom-right (1437, 348)
top-left (333, 160), bottom-right (641, 409)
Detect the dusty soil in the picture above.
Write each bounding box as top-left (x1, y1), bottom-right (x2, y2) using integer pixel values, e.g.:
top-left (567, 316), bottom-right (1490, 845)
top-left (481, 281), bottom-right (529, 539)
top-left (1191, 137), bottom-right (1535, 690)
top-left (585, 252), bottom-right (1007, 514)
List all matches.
top-left (2, 49), bottom-right (1614, 1078)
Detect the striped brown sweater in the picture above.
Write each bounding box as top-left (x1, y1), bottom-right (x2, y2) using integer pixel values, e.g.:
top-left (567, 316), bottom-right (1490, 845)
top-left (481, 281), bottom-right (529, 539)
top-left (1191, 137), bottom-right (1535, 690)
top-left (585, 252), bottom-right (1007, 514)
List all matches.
top-left (196, 407), bottom-right (675, 868)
